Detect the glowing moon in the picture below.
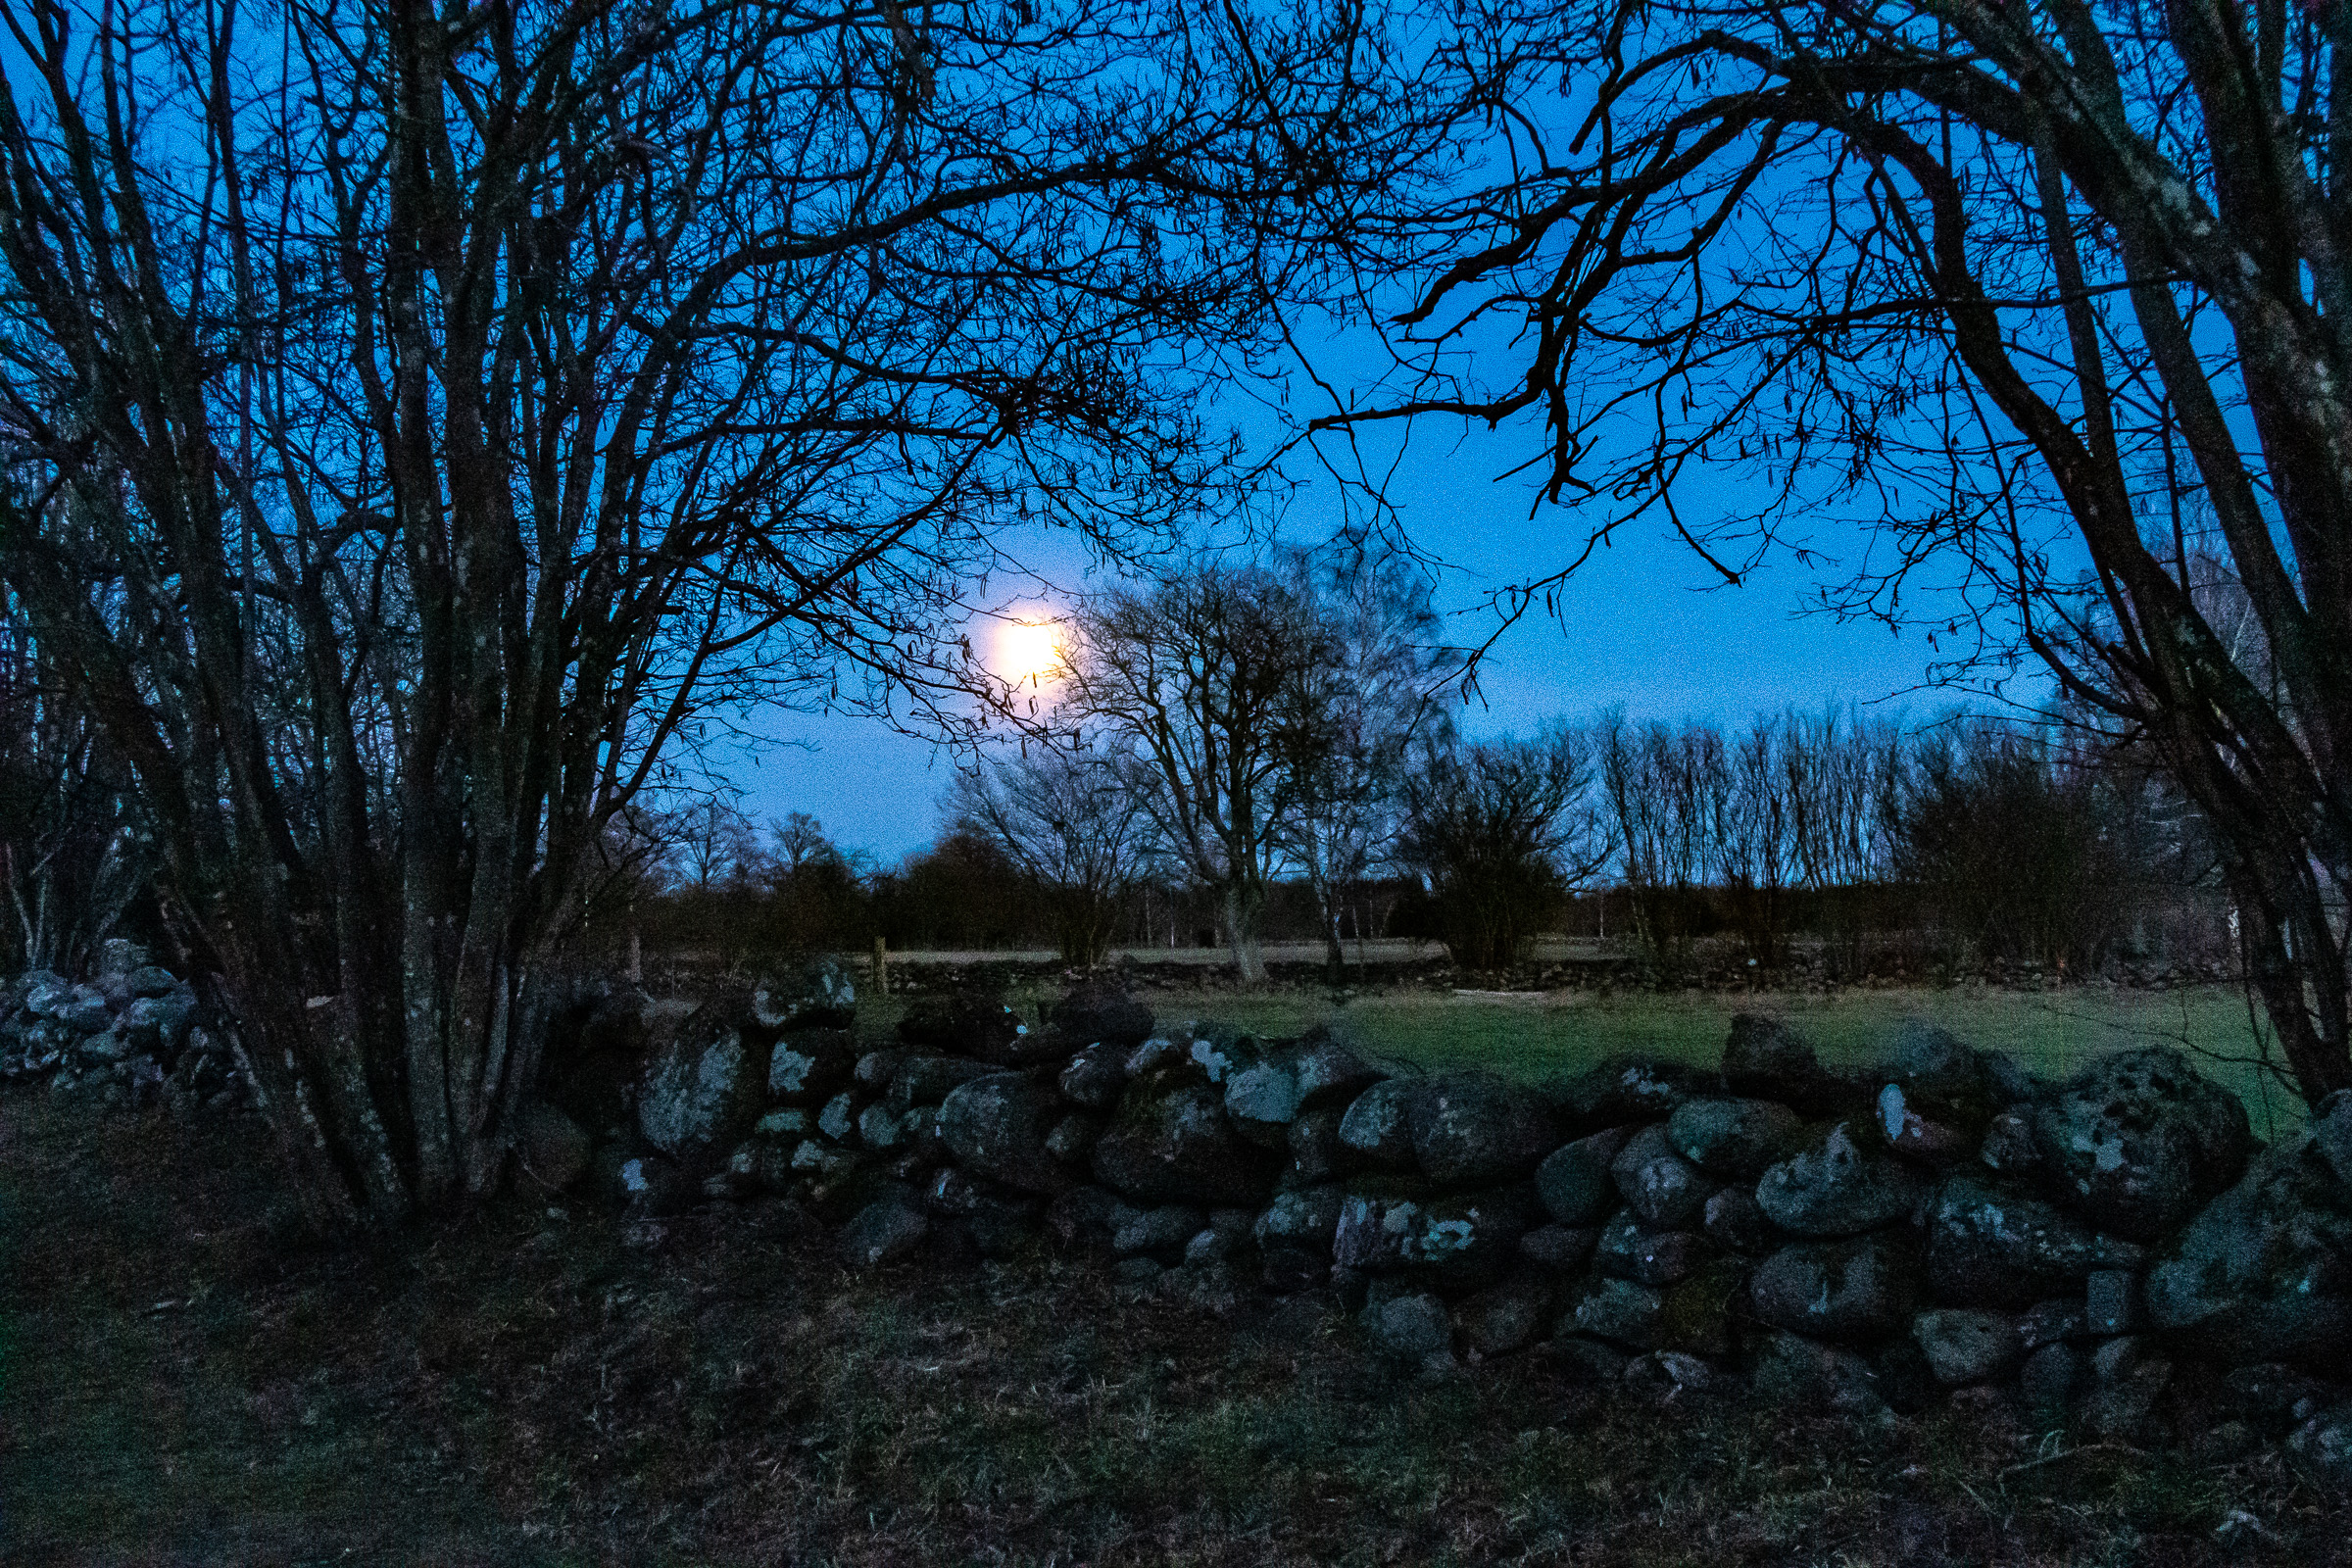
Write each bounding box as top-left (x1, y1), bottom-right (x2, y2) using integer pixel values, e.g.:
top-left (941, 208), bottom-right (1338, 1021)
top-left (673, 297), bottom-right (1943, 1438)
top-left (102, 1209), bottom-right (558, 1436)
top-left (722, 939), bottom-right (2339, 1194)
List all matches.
top-left (995, 618), bottom-right (1063, 683)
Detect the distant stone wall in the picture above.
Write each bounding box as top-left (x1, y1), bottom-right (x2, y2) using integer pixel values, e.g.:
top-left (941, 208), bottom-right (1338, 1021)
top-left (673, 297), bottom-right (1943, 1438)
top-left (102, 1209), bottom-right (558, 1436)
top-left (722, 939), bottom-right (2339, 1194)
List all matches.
top-left (0, 940), bottom-right (247, 1111)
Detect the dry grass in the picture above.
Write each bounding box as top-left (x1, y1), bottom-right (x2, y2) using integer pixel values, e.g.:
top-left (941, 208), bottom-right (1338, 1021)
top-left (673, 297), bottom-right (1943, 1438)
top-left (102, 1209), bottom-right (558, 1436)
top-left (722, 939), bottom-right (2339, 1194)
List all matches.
top-left (4, 1088), bottom-right (2348, 1565)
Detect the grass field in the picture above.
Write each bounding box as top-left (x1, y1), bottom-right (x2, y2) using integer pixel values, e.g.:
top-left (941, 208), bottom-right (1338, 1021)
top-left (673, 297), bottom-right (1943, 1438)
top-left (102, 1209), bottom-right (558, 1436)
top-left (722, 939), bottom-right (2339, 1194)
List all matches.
top-left (873, 981), bottom-right (2308, 1142)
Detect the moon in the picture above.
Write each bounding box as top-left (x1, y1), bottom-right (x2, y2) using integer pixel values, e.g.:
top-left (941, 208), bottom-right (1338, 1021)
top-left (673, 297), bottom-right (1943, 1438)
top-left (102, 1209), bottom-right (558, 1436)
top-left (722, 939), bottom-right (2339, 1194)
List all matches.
top-left (995, 618), bottom-right (1063, 683)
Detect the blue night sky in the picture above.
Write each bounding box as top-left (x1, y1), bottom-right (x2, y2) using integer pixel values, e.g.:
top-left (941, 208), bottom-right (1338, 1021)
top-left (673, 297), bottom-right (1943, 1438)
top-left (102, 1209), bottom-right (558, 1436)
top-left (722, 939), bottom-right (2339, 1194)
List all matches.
top-left (728, 335), bottom-right (2006, 865)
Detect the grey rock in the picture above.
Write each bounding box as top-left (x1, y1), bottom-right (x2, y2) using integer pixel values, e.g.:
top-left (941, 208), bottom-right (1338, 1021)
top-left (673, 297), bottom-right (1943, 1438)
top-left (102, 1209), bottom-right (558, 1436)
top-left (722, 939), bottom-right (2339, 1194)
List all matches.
top-left (1750, 1232), bottom-right (1920, 1343)
top-left (1044, 1112), bottom-right (1101, 1163)
top-left (1611, 1123), bottom-right (1716, 1230)
top-left (858, 1101), bottom-right (915, 1152)
top-left (724, 1139), bottom-right (798, 1195)
top-left (1184, 1227), bottom-right (1237, 1266)
top-left (2019, 1341), bottom-right (2082, 1414)
top-left (1287, 1106), bottom-right (1345, 1184)
top-left (1701, 1186), bottom-right (1778, 1255)
top-left (1051, 979), bottom-right (1154, 1051)
top-left (1290, 1029), bottom-right (1385, 1109)
top-left (1392, 1186), bottom-right (1537, 1292)
top-left (1595, 1208), bottom-right (1712, 1287)
top-left (59, 984), bottom-right (114, 1035)
top-left (1755, 1120), bottom-right (1922, 1238)
top-left (1911, 1308), bottom-right (2021, 1385)
top-left (1723, 1014), bottom-right (1860, 1116)
top-left (1750, 1329), bottom-right (1886, 1414)
top-left (2085, 1269), bottom-right (2141, 1335)
top-left (2079, 1356), bottom-right (2171, 1442)
top-left (855, 1050), bottom-right (906, 1091)
top-left (1112, 1201), bottom-right (1208, 1257)
top-left (750, 957), bottom-right (857, 1032)
top-left (20, 971), bottom-right (71, 1019)
top-left (122, 965), bottom-right (180, 1001)
top-left (756, 1106), bottom-right (812, 1140)
top-left (2290, 1403), bottom-right (2352, 1484)
top-left (1456, 1273), bottom-right (1554, 1357)
top-left (1979, 1110), bottom-right (2040, 1175)
top-left (1092, 1067), bottom-right (1278, 1206)
top-left (888, 1054), bottom-right (997, 1112)
top-left (1224, 1059), bottom-right (1303, 1149)
top-left (2031, 1046), bottom-right (2252, 1243)
top-left (1874, 1082), bottom-right (1973, 1167)
top-left (790, 1138), bottom-right (859, 1179)
top-left (1333, 1188), bottom-right (1424, 1272)
top-left (1926, 1175), bottom-right (2145, 1308)
top-left (818, 1092), bottom-right (859, 1143)
top-left (637, 1014), bottom-right (765, 1168)
top-left (516, 1101), bottom-right (592, 1192)
top-left (1124, 1037), bottom-right (1182, 1076)
top-left (1549, 1055), bottom-right (1709, 1129)
top-left (1886, 1018), bottom-right (1991, 1121)
top-left (1537, 1126), bottom-right (1636, 1224)
top-left (1408, 1073), bottom-right (1556, 1186)
top-left (839, 1197), bottom-right (930, 1268)
top-left (2090, 1333), bottom-right (2151, 1384)
top-left (1045, 1184), bottom-right (1122, 1248)
top-left (94, 937), bottom-right (147, 977)
top-left (1573, 1277), bottom-right (1666, 1349)
top-left (2018, 1298), bottom-right (2087, 1349)
top-left (896, 988), bottom-right (1032, 1064)
top-left (938, 1072), bottom-right (1071, 1196)
top-left (1337, 1078), bottom-right (1420, 1170)
top-left (1670, 1097), bottom-right (1800, 1179)
top-left (1365, 1292), bottom-right (1453, 1362)
top-left (2145, 1132), bottom-right (2352, 1369)
top-left (1255, 1182), bottom-right (1346, 1251)
top-left (1058, 1044), bottom-right (1128, 1110)
top-left (1518, 1222), bottom-right (1598, 1271)
top-left (76, 1029), bottom-right (130, 1065)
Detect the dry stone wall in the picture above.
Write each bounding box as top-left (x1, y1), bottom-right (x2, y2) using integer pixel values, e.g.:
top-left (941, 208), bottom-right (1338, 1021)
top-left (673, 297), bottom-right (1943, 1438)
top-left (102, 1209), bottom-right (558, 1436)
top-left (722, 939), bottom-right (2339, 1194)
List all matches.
top-left (0, 940), bottom-right (246, 1112)
top-left (537, 964), bottom-right (2352, 1474)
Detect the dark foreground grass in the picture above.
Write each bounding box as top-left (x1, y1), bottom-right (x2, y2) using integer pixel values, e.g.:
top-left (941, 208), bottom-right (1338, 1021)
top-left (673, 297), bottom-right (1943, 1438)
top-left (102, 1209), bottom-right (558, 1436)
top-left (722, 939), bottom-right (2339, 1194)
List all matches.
top-left (4, 1091), bottom-right (2346, 1567)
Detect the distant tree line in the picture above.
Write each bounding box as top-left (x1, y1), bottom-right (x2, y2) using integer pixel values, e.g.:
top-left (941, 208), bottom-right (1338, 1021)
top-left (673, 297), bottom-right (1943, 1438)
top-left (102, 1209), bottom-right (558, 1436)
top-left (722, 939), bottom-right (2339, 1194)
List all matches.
top-left (586, 555), bottom-right (2226, 984)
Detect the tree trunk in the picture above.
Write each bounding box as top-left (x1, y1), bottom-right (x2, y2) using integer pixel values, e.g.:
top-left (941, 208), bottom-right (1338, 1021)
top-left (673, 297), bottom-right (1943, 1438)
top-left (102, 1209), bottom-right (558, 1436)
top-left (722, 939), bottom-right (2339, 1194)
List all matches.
top-left (1223, 882), bottom-right (1268, 984)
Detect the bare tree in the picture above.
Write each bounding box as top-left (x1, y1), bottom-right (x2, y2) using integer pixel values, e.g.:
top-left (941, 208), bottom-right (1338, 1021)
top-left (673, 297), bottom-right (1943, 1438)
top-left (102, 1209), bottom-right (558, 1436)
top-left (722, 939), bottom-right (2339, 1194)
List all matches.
top-left (953, 745), bottom-right (1153, 966)
top-left (1273, 539), bottom-right (1458, 977)
top-left (1062, 563), bottom-right (1333, 982)
top-left (1598, 715), bottom-right (1726, 972)
top-left (1396, 729), bottom-right (1611, 971)
top-left (0, 0), bottom-right (1405, 1226)
top-left (1293, 0), bottom-right (2352, 1100)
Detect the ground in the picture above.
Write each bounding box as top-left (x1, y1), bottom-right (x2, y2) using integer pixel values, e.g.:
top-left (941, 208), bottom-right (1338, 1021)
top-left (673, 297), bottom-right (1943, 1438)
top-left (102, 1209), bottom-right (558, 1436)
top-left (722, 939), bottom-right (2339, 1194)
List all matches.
top-left (1, 983), bottom-right (2338, 1565)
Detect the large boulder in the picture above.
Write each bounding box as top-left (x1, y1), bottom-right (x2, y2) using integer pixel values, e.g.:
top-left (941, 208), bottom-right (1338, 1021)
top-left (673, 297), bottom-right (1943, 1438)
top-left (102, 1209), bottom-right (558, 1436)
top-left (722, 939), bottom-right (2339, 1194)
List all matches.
top-left (1223, 1059), bottom-right (1305, 1149)
top-left (2145, 1131), bottom-right (2352, 1371)
top-left (1051, 979), bottom-right (1155, 1050)
top-left (1884, 1020), bottom-right (1994, 1123)
top-left (750, 957), bottom-right (857, 1033)
top-left (1924, 1174), bottom-right (2145, 1308)
top-left (2031, 1047), bottom-right (2253, 1242)
top-left (1058, 1044), bottom-right (1127, 1110)
top-left (1290, 1028), bottom-right (1386, 1109)
top-left (1337, 1078), bottom-right (1420, 1170)
top-left (1668, 1098), bottom-right (1800, 1180)
top-left (1750, 1232), bottom-right (1921, 1343)
top-left (636, 1009), bottom-right (765, 1169)
top-left (839, 1194), bottom-right (930, 1268)
top-left (1611, 1123), bottom-right (1716, 1230)
top-left (1409, 1074), bottom-right (1556, 1187)
top-left (1092, 1066), bottom-right (1279, 1206)
top-left (1911, 1308), bottom-right (2022, 1386)
top-left (938, 1072), bottom-right (1072, 1196)
top-left (1723, 1014), bottom-right (1865, 1117)
top-left (1536, 1126), bottom-right (1635, 1224)
top-left (1754, 1121), bottom-right (1922, 1238)
top-left (897, 988), bottom-right (1038, 1066)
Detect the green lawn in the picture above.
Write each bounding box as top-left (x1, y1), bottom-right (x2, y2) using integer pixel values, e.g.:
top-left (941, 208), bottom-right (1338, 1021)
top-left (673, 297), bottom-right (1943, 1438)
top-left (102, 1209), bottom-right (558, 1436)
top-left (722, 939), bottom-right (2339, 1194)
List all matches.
top-left (884, 980), bottom-right (2307, 1143)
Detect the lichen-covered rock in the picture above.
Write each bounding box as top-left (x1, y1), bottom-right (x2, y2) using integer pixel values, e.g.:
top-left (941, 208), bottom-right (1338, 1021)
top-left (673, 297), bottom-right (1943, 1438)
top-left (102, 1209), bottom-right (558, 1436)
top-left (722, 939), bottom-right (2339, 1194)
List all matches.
top-left (1594, 1208), bottom-right (1713, 1287)
top-left (1755, 1121), bottom-right (1922, 1238)
top-left (1044, 1112), bottom-right (1101, 1163)
top-left (897, 988), bottom-right (1037, 1065)
top-left (20, 971), bottom-right (72, 1019)
top-left (1224, 1059), bottom-right (1304, 1149)
top-left (1885, 1019), bottom-right (1993, 1126)
top-left (888, 1054), bottom-right (998, 1112)
top-left (1537, 1126), bottom-right (1635, 1224)
top-left (938, 1072), bottom-right (1071, 1196)
top-left (1408, 1073), bottom-right (1556, 1187)
top-left (1925, 1175), bottom-right (2145, 1308)
top-left (1092, 1066), bottom-right (1278, 1206)
top-left (817, 1091), bottom-right (859, 1143)
top-left (1255, 1182), bottom-right (1346, 1252)
top-left (1051, 979), bottom-right (1154, 1051)
top-left (1612, 1123), bottom-right (1716, 1230)
top-left (1393, 1186), bottom-right (1537, 1292)
top-left (1290, 1028), bottom-right (1386, 1109)
top-left (1669, 1098), bottom-right (1800, 1180)
top-left (1978, 1109), bottom-right (2040, 1175)
top-left (1337, 1078), bottom-right (1420, 1170)
top-left (1702, 1186), bottom-right (1778, 1255)
top-left (1911, 1308), bottom-right (2022, 1385)
top-left (751, 957), bottom-right (857, 1032)
top-left (1288, 1106), bottom-right (1345, 1184)
top-left (2031, 1047), bottom-right (2252, 1243)
top-left (764, 1029), bottom-right (856, 1103)
top-left (636, 1011), bottom-right (764, 1169)
top-left (1058, 1044), bottom-right (1127, 1110)
top-left (2145, 1133), bottom-right (2352, 1370)
top-left (1750, 1232), bottom-right (1921, 1343)
top-left (1548, 1056), bottom-right (1710, 1130)
top-left (1874, 1083), bottom-right (1974, 1167)
top-left (1572, 1276), bottom-right (1666, 1349)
